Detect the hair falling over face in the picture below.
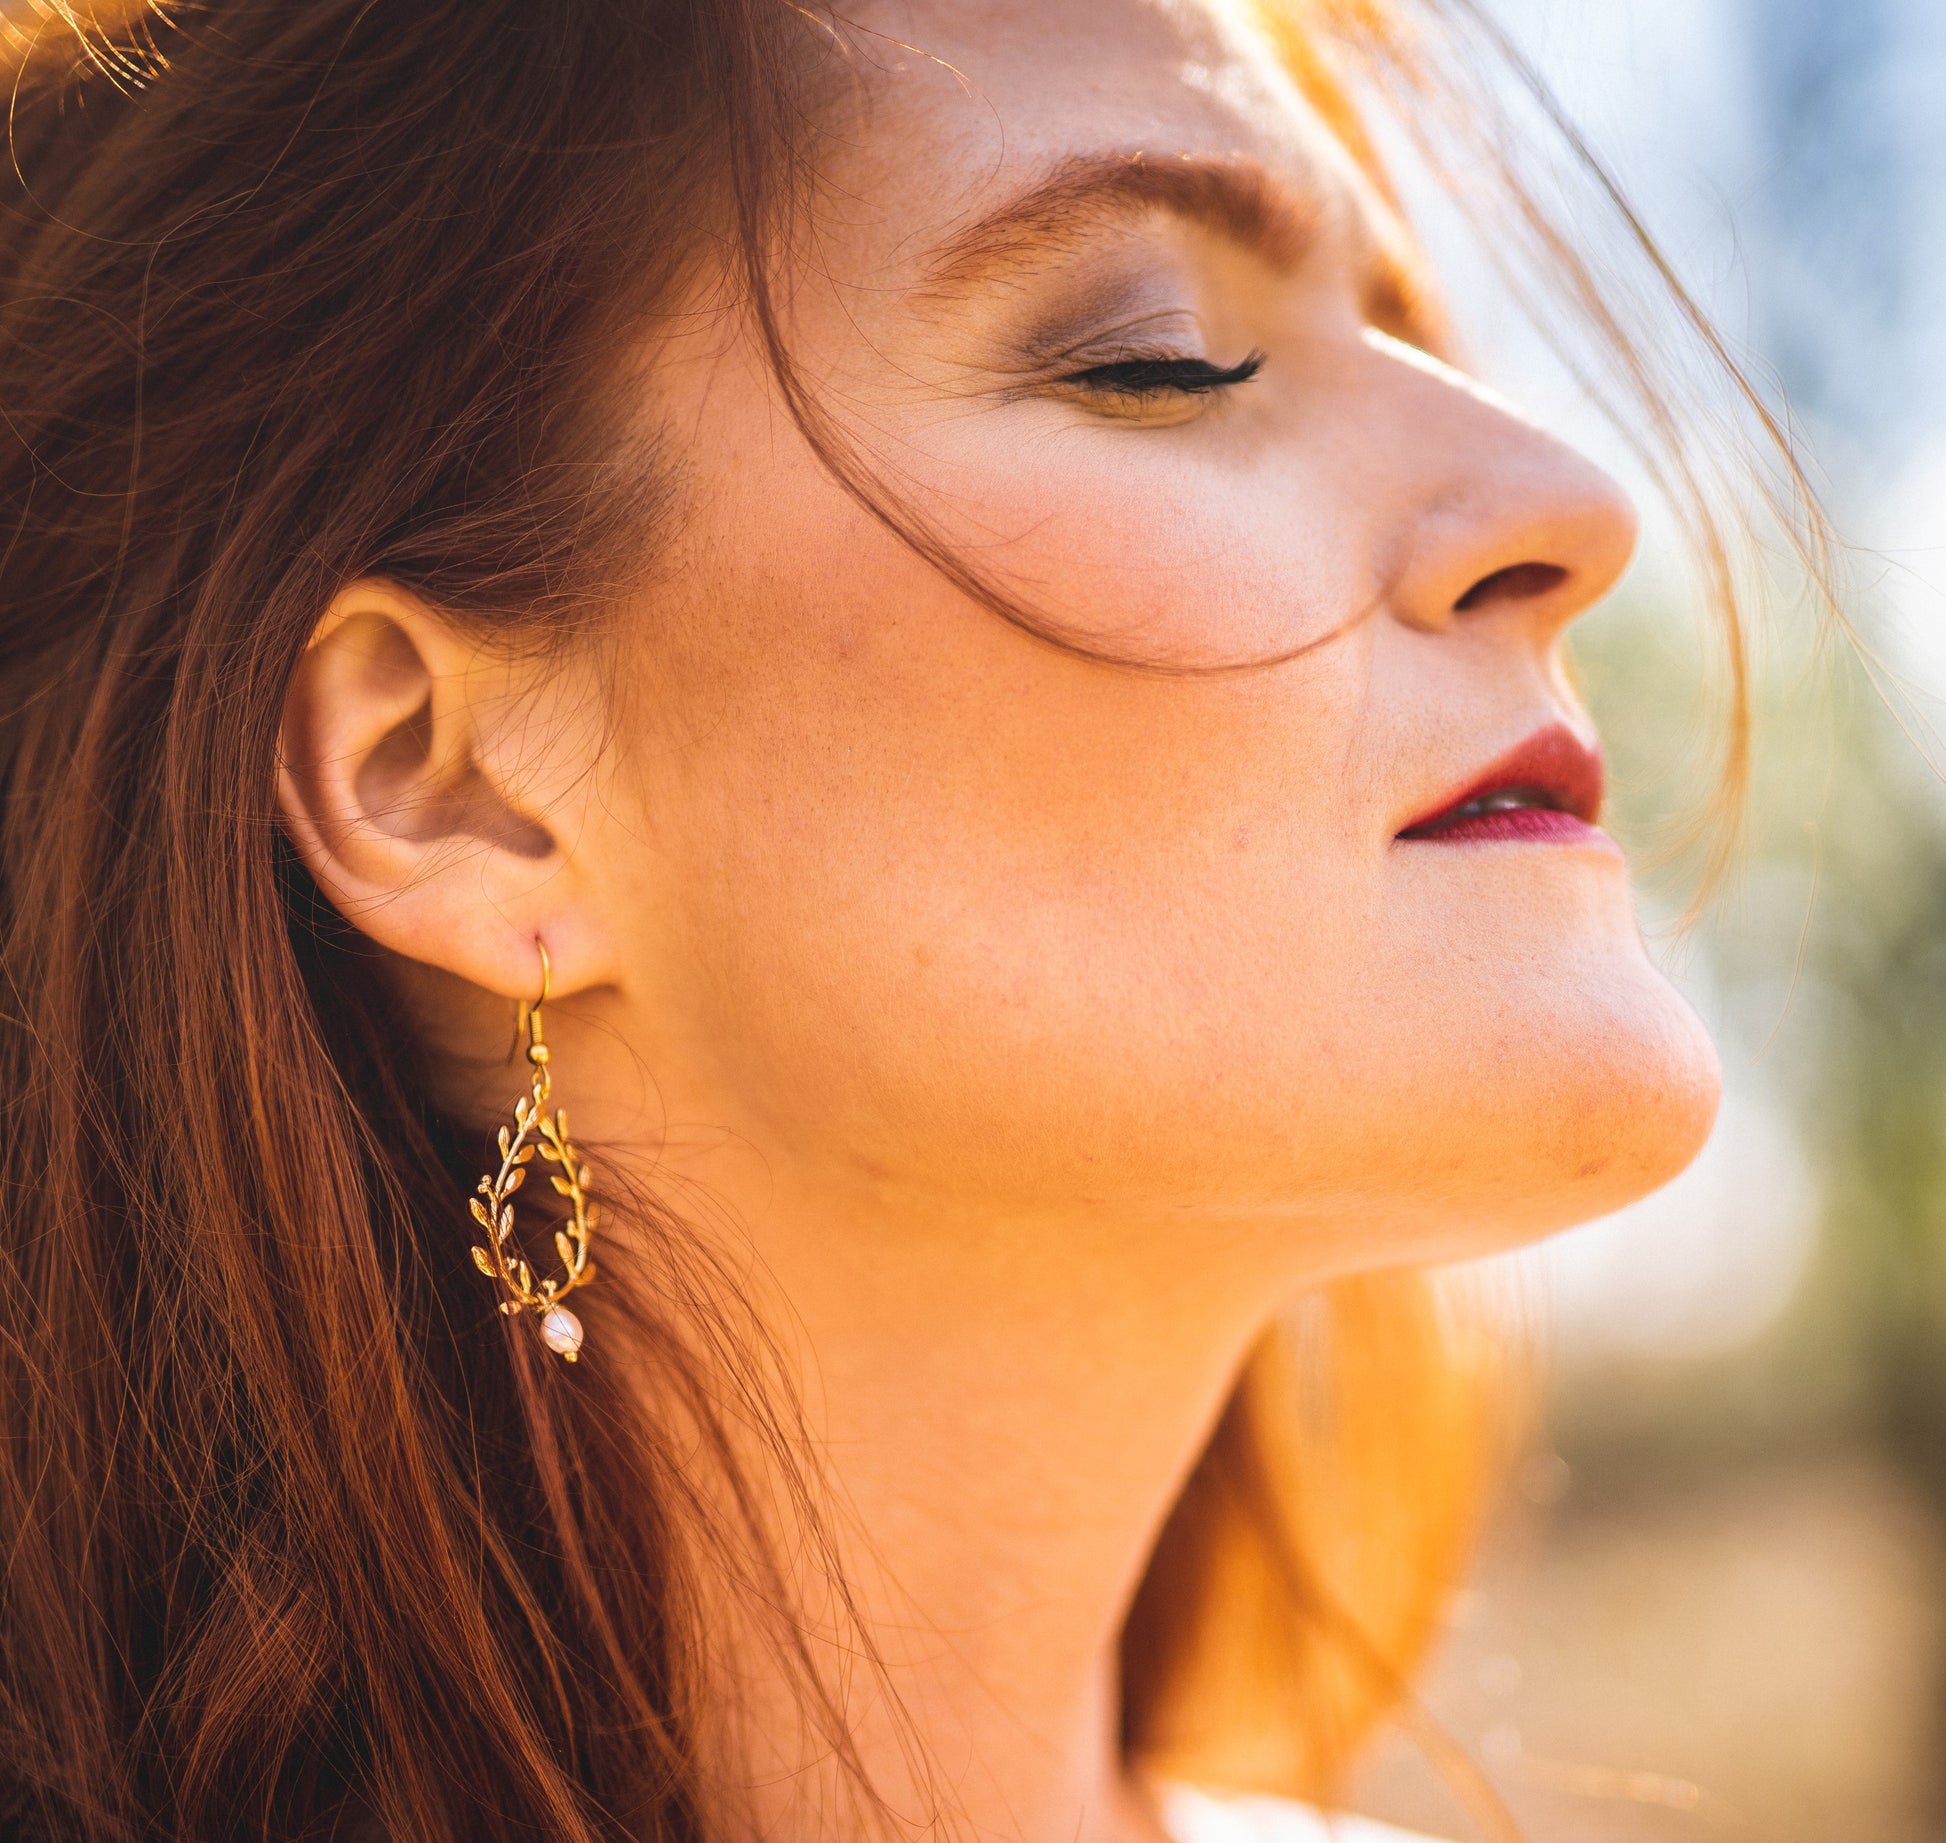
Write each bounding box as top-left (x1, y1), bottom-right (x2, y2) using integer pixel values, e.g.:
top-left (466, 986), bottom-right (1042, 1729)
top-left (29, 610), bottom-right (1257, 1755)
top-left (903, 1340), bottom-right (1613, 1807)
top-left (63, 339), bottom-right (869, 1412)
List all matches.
top-left (0, 2), bottom-right (1814, 1841)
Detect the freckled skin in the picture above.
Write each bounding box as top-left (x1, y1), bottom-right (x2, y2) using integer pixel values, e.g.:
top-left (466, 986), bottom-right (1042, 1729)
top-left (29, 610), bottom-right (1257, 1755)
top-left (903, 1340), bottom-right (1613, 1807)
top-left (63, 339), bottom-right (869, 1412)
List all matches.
top-left (281, 1), bottom-right (1722, 1836)
top-left (583, 0), bottom-right (1719, 1252)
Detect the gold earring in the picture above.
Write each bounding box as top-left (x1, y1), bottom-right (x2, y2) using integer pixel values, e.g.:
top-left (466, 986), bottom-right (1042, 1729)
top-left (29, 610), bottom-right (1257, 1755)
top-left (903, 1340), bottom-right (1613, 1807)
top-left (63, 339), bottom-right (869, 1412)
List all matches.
top-left (469, 940), bottom-right (596, 1360)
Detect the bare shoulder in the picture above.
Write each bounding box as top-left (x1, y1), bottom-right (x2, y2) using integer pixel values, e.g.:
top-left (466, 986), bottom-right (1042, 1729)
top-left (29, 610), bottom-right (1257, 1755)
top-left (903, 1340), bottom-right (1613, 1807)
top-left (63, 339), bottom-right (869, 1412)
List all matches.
top-left (1156, 1783), bottom-right (1455, 1843)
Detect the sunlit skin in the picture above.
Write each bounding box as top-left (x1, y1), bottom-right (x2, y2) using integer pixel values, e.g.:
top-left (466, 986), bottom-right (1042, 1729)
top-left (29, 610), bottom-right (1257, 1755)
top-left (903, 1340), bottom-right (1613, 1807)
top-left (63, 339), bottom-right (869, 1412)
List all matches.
top-left (276, 0), bottom-right (1721, 1837)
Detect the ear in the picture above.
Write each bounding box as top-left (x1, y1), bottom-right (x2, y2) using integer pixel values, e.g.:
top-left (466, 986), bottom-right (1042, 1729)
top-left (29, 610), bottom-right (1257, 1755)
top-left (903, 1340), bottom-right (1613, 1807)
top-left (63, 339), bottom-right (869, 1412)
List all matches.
top-left (277, 581), bottom-right (612, 999)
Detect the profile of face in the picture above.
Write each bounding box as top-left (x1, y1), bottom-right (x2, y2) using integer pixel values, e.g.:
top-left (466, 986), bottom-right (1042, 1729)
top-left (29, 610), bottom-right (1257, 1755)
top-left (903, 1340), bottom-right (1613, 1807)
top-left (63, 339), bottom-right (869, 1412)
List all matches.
top-left (285, 0), bottom-right (1721, 1288)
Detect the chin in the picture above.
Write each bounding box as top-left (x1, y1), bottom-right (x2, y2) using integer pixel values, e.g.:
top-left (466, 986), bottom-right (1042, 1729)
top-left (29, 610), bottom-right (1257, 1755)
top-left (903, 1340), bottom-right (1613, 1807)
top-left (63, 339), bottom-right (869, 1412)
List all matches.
top-left (1440, 957), bottom-right (1723, 1249)
top-left (1338, 841), bottom-right (1721, 1241)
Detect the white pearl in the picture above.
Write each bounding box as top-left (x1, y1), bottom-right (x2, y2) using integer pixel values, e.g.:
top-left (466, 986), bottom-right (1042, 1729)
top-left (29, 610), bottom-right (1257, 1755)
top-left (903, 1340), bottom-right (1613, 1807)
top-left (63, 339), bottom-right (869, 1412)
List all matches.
top-left (539, 1307), bottom-right (583, 1359)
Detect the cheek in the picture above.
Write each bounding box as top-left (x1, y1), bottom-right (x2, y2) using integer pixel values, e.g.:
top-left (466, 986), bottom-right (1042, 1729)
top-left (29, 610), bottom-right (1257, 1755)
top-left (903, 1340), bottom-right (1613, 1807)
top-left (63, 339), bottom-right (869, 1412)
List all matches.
top-left (625, 510), bottom-right (1716, 1235)
top-left (628, 497), bottom-right (1373, 1191)
top-left (888, 408), bottom-right (1377, 670)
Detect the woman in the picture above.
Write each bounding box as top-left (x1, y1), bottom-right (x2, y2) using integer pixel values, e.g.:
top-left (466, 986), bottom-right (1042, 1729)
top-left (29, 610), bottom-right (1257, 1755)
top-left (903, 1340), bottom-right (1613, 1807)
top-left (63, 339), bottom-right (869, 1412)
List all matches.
top-left (0, 1), bottom-right (1744, 1839)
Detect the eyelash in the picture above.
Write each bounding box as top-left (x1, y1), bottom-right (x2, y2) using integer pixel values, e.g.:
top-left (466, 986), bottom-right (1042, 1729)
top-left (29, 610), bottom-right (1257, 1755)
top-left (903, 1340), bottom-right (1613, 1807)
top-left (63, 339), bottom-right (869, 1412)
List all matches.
top-left (1061, 349), bottom-right (1266, 398)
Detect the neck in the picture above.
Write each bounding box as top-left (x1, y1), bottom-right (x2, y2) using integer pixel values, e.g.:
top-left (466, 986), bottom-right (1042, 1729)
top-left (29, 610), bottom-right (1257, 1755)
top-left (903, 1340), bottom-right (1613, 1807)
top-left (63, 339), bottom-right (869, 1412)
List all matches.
top-left (668, 1172), bottom-right (1329, 1843)
top-left (414, 984), bottom-right (1368, 1842)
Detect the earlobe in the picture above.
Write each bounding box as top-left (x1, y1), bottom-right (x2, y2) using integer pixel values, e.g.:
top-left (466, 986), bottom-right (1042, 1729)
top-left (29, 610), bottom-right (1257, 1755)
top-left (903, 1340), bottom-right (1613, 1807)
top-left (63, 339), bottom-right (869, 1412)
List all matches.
top-left (276, 582), bottom-right (595, 999)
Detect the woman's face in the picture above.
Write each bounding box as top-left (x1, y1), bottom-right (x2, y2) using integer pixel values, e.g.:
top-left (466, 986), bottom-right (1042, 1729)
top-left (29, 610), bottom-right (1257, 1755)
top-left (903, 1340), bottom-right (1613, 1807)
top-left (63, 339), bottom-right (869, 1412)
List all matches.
top-left (588, 0), bottom-right (1719, 1258)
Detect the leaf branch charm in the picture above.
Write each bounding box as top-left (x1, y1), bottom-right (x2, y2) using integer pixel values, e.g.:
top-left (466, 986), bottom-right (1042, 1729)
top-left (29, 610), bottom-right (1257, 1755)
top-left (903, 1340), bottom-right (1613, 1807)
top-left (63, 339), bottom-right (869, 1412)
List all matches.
top-left (468, 956), bottom-right (595, 1360)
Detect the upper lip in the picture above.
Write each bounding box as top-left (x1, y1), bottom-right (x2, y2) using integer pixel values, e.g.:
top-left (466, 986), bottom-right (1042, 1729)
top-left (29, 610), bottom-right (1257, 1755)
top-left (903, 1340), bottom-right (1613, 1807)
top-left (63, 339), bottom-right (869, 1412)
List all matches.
top-left (1397, 723), bottom-right (1605, 837)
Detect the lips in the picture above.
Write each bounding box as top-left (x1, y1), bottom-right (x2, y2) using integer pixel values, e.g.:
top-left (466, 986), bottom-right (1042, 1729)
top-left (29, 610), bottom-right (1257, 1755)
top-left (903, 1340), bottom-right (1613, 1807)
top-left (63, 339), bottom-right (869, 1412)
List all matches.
top-left (1397, 724), bottom-right (1607, 846)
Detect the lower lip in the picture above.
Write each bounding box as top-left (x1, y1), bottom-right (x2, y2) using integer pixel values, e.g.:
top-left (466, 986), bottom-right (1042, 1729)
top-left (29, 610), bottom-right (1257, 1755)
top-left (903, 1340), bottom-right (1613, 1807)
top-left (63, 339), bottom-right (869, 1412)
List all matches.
top-left (1400, 808), bottom-right (1611, 847)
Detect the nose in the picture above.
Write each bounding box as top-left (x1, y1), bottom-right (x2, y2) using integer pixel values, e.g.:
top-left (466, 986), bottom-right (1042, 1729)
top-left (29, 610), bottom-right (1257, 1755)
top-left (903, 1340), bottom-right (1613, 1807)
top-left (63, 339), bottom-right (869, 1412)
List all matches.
top-left (1372, 341), bottom-right (1640, 642)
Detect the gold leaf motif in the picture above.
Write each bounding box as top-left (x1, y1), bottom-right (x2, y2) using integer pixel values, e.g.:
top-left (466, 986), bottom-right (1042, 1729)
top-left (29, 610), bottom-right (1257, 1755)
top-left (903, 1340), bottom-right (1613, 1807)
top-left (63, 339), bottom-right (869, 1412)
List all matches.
top-left (469, 967), bottom-right (597, 1356)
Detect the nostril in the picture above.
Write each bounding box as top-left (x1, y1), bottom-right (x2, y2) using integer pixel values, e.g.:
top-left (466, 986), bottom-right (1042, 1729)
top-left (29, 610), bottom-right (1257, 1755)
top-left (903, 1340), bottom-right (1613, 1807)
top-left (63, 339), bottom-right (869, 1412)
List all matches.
top-left (1454, 561), bottom-right (1569, 612)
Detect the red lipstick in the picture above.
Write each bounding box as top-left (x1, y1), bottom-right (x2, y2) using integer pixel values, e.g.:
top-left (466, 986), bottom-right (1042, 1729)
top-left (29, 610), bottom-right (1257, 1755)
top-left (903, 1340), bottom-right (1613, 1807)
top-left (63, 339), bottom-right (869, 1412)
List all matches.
top-left (1398, 724), bottom-right (1607, 846)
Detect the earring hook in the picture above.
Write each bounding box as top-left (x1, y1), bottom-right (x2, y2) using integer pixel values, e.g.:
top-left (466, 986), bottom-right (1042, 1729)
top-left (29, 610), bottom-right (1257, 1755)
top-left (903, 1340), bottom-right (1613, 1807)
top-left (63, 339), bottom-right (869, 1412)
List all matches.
top-left (514, 938), bottom-right (552, 1059)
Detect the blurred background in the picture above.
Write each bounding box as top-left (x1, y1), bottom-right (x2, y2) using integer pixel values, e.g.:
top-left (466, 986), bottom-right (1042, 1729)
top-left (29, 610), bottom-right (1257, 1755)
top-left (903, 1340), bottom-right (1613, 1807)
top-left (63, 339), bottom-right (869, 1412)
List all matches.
top-left (1349, 1), bottom-right (1946, 1838)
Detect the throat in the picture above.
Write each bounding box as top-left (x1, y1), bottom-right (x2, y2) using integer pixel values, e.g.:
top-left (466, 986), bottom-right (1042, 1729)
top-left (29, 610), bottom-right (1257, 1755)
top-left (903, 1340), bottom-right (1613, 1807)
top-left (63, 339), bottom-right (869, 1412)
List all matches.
top-left (672, 1182), bottom-right (1307, 1843)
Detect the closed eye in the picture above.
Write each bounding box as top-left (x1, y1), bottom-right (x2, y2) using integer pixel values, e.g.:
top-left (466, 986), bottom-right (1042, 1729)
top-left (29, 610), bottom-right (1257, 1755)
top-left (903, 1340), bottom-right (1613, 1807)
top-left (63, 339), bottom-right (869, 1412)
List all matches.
top-left (1062, 350), bottom-right (1265, 398)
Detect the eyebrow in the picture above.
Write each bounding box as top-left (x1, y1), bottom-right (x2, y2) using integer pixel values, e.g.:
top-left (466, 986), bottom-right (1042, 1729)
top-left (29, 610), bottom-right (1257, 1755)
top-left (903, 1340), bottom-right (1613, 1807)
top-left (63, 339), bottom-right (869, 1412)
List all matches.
top-left (922, 152), bottom-right (1331, 289)
top-left (918, 149), bottom-right (1440, 351)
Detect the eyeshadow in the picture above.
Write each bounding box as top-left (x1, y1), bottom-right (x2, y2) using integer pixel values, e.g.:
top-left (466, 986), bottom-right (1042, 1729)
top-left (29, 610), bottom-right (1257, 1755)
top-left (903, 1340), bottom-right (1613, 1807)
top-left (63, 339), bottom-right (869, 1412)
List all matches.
top-left (1002, 251), bottom-right (1200, 370)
